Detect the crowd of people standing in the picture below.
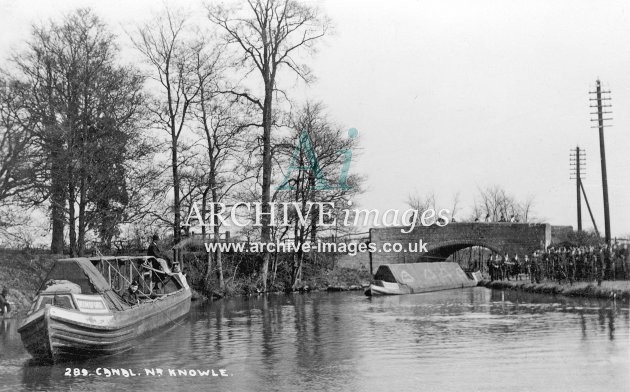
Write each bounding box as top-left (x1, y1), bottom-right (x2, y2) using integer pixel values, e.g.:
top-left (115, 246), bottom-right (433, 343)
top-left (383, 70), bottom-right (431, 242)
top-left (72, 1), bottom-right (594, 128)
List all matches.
top-left (487, 244), bottom-right (628, 286)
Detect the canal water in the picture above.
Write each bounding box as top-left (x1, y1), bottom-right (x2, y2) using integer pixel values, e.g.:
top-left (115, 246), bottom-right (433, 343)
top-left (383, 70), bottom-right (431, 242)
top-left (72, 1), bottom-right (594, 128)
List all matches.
top-left (0, 287), bottom-right (628, 392)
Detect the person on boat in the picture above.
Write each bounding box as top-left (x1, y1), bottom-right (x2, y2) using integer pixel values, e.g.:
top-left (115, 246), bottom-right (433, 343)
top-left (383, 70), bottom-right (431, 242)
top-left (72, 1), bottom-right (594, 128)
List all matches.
top-left (147, 234), bottom-right (172, 291)
top-left (147, 234), bottom-right (171, 262)
top-left (0, 287), bottom-right (10, 316)
top-left (122, 281), bottom-right (142, 306)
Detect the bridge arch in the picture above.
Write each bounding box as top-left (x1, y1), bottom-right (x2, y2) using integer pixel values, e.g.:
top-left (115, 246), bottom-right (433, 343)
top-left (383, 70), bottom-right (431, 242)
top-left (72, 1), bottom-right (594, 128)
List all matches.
top-left (420, 240), bottom-right (502, 262)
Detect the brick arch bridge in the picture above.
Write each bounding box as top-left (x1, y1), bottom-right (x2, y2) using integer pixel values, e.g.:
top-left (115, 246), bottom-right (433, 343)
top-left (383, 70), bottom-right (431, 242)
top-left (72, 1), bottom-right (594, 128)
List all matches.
top-left (368, 223), bottom-right (571, 273)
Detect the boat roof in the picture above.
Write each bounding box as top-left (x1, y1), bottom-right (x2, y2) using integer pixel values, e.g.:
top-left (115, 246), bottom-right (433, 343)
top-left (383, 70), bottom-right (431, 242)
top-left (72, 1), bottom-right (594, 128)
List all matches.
top-left (374, 262), bottom-right (470, 289)
top-left (59, 256), bottom-right (172, 273)
top-left (40, 258), bottom-right (127, 311)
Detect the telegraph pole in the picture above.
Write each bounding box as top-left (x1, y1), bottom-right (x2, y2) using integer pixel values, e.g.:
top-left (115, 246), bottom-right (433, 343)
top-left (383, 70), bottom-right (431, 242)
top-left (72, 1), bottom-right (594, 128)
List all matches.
top-left (589, 80), bottom-right (612, 244)
top-left (570, 146), bottom-right (585, 231)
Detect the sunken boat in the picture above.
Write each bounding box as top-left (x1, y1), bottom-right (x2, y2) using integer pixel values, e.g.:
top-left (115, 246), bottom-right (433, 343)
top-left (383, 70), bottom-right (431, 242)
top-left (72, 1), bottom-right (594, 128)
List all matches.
top-left (365, 262), bottom-right (478, 296)
top-left (18, 256), bottom-right (191, 362)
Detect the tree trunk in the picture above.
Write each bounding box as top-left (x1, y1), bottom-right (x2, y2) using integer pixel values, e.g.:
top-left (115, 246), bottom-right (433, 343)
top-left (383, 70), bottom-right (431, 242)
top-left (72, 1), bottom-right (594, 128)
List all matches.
top-left (171, 134), bottom-right (180, 244)
top-left (272, 251), bottom-right (278, 286)
top-left (50, 151), bottom-right (65, 254)
top-left (77, 176), bottom-right (87, 256)
top-left (205, 250), bottom-right (213, 289)
top-left (309, 174), bottom-right (317, 243)
top-left (49, 110), bottom-right (65, 254)
top-left (201, 186), bottom-right (209, 238)
top-left (209, 159), bottom-right (225, 290)
top-left (216, 240), bottom-right (224, 290)
top-left (203, 174), bottom-right (214, 288)
top-left (260, 82), bottom-right (273, 292)
top-left (293, 252), bottom-right (304, 290)
top-left (68, 182), bottom-right (77, 257)
top-left (213, 201), bottom-right (225, 290)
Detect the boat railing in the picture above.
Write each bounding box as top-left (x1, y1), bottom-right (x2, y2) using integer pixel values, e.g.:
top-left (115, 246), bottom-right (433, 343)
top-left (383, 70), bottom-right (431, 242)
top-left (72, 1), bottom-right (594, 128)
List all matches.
top-left (94, 257), bottom-right (159, 296)
top-left (123, 287), bottom-right (185, 308)
top-left (98, 258), bottom-right (141, 293)
top-left (92, 256), bottom-right (186, 300)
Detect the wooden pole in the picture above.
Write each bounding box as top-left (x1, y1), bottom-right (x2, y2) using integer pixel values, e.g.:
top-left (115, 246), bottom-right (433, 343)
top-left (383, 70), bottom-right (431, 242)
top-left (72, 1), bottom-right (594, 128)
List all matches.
top-left (594, 80), bottom-right (611, 244)
top-left (576, 147), bottom-right (583, 231)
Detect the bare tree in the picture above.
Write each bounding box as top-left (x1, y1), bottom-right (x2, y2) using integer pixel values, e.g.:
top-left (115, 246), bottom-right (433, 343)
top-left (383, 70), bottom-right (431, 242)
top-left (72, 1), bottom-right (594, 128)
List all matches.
top-left (450, 191), bottom-right (461, 221)
top-left (469, 201), bottom-right (483, 222)
top-left (477, 185), bottom-right (505, 222)
top-left (208, 0), bottom-right (330, 291)
top-left (132, 8), bottom-right (203, 245)
top-left (194, 83), bottom-right (256, 290)
top-left (275, 101), bottom-right (363, 288)
top-left (475, 185), bottom-right (536, 223)
top-left (407, 192), bottom-right (436, 214)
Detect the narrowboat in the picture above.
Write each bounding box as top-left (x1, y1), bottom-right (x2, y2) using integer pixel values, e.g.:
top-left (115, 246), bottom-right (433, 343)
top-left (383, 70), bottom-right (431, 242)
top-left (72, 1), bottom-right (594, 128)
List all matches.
top-left (365, 262), bottom-right (478, 296)
top-left (18, 256), bottom-right (191, 362)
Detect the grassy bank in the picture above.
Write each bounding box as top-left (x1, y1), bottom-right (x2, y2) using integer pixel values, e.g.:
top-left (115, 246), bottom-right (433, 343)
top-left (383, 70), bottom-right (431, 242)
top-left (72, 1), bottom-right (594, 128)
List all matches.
top-left (301, 263), bottom-right (371, 292)
top-left (479, 279), bottom-right (630, 302)
top-left (184, 252), bottom-right (372, 297)
top-left (0, 249), bottom-right (59, 316)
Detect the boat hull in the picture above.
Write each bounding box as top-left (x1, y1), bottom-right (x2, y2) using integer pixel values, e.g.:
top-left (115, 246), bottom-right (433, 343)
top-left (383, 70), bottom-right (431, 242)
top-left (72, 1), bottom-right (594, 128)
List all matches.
top-left (365, 281), bottom-right (408, 296)
top-left (18, 289), bottom-right (191, 362)
top-left (365, 280), bottom-right (477, 296)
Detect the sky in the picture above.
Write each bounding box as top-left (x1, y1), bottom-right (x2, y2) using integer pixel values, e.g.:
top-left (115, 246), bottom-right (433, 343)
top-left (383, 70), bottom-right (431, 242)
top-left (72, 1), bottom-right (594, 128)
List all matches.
top-left (0, 0), bottom-right (629, 237)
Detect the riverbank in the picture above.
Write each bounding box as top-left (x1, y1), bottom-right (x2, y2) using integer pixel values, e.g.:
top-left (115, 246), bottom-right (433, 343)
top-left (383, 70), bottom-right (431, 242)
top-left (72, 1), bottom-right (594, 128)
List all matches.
top-left (0, 249), bottom-right (372, 316)
top-left (479, 279), bottom-right (630, 302)
top-left (0, 249), bottom-right (58, 317)
top-left (198, 262), bottom-right (371, 298)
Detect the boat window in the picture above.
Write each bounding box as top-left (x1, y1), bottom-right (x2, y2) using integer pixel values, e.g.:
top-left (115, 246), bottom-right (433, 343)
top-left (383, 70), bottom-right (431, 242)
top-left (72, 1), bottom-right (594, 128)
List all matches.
top-left (35, 295), bottom-right (76, 311)
top-left (74, 294), bottom-right (109, 314)
top-left (37, 296), bottom-right (54, 309)
top-left (54, 295), bottom-right (74, 310)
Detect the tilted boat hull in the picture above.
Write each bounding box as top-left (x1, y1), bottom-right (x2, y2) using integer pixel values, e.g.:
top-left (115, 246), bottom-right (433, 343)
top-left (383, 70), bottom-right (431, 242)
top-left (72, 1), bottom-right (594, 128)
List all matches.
top-left (18, 289), bottom-right (191, 362)
top-left (365, 281), bottom-right (408, 296)
top-left (365, 281), bottom-right (477, 296)
top-left (365, 263), bottom-right (478, 296)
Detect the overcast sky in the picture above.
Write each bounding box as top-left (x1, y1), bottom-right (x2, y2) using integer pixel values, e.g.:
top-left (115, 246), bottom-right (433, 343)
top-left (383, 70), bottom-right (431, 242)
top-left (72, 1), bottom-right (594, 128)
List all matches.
top-left (1, 0), bottom-right (629, 237)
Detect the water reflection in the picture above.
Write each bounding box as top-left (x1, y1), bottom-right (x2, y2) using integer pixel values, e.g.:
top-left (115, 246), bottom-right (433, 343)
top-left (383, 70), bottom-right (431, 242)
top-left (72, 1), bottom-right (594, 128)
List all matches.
top-left (0, 288), bottom-right (628, 392)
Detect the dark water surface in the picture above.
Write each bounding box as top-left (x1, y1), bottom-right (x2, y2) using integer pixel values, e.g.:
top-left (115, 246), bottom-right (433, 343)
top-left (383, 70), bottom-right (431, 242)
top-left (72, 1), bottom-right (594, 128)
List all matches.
top-left (0, 288), bottom-right (628, 392)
